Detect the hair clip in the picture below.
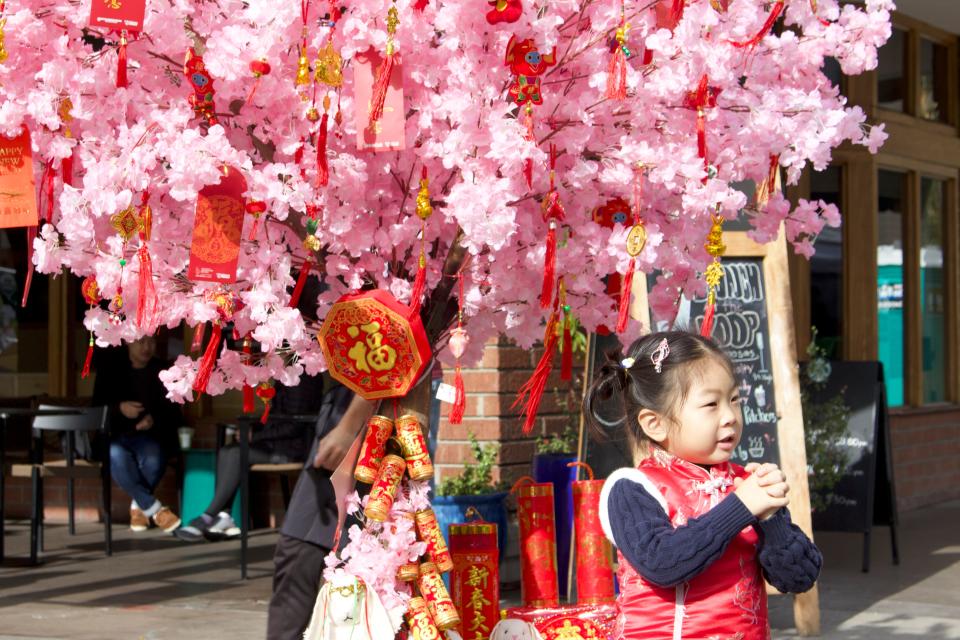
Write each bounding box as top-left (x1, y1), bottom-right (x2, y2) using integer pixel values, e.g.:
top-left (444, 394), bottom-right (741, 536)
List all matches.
top-left (651, 338), bottom-right (670, 373)
top-left (620, 357), bottom-right (635, 369)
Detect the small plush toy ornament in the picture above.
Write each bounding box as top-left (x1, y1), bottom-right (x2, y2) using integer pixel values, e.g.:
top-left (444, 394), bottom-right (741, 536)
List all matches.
top-left (487, 0), bottom-right (522, 24)
top-left (184, 48), bottom-right (218, 125)
top-left (505, 36), bottom-right (556, 106)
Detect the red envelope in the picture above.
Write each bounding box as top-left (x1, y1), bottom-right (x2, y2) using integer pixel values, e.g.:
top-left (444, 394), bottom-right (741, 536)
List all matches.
top-left (187, 166), bottom-right (247, 283)
top-left (0, 127), bottom-right (39, 229)
top-left (89, 0), bottom-right (147, 31)
top-left (354, 49), bottom-right (406, 153)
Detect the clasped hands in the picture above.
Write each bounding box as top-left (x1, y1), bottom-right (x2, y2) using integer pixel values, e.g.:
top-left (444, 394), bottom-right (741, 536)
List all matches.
top-left (733, 462), bottom-right (790, 521)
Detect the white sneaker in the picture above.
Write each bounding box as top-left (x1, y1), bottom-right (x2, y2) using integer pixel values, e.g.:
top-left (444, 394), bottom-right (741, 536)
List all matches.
top-left (207, 511), bottom-right (241, 539)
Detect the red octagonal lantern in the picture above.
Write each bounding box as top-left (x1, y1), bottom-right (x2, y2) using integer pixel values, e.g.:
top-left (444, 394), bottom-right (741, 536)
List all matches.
top-left (318, 289), bottom-right (432, 400)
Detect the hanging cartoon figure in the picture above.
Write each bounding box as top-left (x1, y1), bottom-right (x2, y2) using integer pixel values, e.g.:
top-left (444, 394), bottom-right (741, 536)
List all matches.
top-left (487, 0), bottom-right (522, 24)
top-left (593, 197), bottom-right (631, 228)
top-left (184, 48), bottom-right (218, 125)
top-left (504, 36), bottom-right (556, 106)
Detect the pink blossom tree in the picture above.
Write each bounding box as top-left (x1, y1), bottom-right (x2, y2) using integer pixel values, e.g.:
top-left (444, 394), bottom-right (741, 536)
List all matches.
top-left (0, 0), bottom-right (892, 402)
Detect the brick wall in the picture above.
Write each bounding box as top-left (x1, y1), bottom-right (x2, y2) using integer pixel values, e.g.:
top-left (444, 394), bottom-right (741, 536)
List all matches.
top-left (889, 407), bottom-right (960, 512)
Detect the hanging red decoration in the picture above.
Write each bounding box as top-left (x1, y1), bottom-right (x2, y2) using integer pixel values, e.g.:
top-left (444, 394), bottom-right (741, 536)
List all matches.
top-left (192, 289), bottom-right (238, 395)
top-left (242, 335), bottom-right (255, 414)
top-left (135, 191), bottom-right (158, 331)
top-left (683, 74), bottom-right (720, 179)
top-left (505, 36), bottom-right (556, 106)
top-left (369, 1), bottom-right (400, 124)
top-left (246, 200), bottom-right (267, 240)
top-left (617, 167), bottom-right (648, 334)
top-left (256, 382), bottom-right (276, 423)
top-left (728, 0), bottom-right (784, 48)
top-left (486, 0), bottom-right (522, 24)
top-left (700, 212), bottom-right (726, 337)
top-left (559, 280), bottom-right (573, 382)
top-left (513, 282), bottom-right (562, 434)
top-left (539, 145), bottom-right (565, 309)
top-left (80, 276), bottom-right (100, 379)
top-left (184, 48), bottom-right (218, 125)
top-left (317, 289), bottom-right (432, 400)
top-left (448, 273), bottom-right (469, 425)
top-left (409, 166), bottom-right (432, 315)
top-left (606, 0), bottom-right (629, 100)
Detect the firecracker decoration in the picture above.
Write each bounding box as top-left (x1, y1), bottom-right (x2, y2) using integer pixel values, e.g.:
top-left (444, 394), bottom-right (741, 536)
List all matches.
top-left (369, 1), bottom-right (400, 123)
top-left (754, 154), bottom-right (781, 210)
top-left (364, 453), bottom-right (406, 521)
top-left (729, 0), bottom-right (785, 48)
top-left (406, 596), bottom-right (442, 640)
top-left (58, 97), bottom-right (74, 186)
top-left (355, 415), bottom-right (395, 483)
top-left (450, 513), bottom-right (499, 640)
top-left (241, 335), bottom-right (255, 414)
top-left (616, 167), bottom-right (648, 334)
top-left (419, 562), bottom-right (461, 630)
top-left (409, 166), bottom-right (432, 314)
top-left (559, 280), bottom-right (573, 382)
top-left (486, 0), bottom-right (522, 24)
top-left (318, 289), bottom-right (432, 400)
top-left (256, 382), bottom-right (276, 423)
top-left (245, 58), bottom-right (271, 106)
top-left (567, 462), bottom-right (616, 604)
top-left (395, 414), bottom-right (434, 481)
top-left (415, 508), bottom-right (454, 573)
top-left (505, 36), bottom-right (556, 107)
top-left (512, 477), bottom-right (560, 608)
top-left (448, 273), bottom-right (469, 425)
top-left (606, 0), bottom-right (629, 100)
top-left (184, 48), bottom-right (218, 125)
top-left (80, 276), bottom-right (100, 378)
top-left (683, 74), bottom-right (720, 181)
top-left (193, 288), bottom-right (238, 394)
top-left (539, 145), bottom-right (565, 309)
top-left (513, 281), bottom-right (561, 434)
top-left (246, 200), bottom-right (267, 240)
top-left (700, 211), bottom-right (726, 337)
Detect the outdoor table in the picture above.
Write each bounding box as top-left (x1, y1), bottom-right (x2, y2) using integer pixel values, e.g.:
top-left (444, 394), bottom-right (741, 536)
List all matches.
top-left (0, 407), bottom-right (83, 562)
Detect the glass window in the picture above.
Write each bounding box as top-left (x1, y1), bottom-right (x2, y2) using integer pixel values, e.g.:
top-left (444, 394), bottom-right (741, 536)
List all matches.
top-left (877, 28), bottom-right (906, 112)
top-left (920, 178), bottom-right (947, 403)
top-left (809, 166), bottom-right (843, 358)
top-left (877, 170), bottom-right (905, 407)
top-left (919, 39), bottom-right (949, 123)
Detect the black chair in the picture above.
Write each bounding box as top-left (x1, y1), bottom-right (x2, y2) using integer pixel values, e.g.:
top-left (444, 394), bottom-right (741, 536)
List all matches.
top-left (229, 415), bottom-right (316, 579)
top-left (10, 405), bottom-right (111, 564)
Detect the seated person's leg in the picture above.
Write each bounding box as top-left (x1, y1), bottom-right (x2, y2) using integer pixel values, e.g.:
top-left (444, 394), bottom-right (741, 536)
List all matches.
top-left (110, 438), bottom-right (156, 532)
top-left (174, 444), bottom-right (274, 541)
top-left (124, 433), bottom-right (181, 532)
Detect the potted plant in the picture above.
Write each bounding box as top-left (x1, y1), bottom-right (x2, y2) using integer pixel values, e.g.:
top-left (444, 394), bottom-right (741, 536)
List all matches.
top-left (532, 425), bottom-right (580, 597)
top-left (433, 433), bottom-right (509, 555)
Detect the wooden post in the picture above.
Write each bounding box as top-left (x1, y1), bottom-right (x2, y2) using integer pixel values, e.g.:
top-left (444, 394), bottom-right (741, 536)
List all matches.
top-left (765, 227), bottom-right (820, 636)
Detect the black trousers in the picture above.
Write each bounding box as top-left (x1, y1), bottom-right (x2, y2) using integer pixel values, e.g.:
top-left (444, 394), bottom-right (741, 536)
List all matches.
top-left (266, 533), bottom-right (330, 640)
top-left (206, 445), bottom-right (286, 516)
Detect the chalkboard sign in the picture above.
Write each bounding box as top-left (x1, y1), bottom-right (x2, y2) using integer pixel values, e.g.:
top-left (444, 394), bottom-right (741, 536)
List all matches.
top-left (805, 361), bottom-right (899, 572)
top-left (688, 258), bottom-right (780, 467)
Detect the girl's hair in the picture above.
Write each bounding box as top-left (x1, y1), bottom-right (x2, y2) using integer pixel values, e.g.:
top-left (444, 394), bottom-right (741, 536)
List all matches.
top-left (583, 331), bottom-right (735, 455)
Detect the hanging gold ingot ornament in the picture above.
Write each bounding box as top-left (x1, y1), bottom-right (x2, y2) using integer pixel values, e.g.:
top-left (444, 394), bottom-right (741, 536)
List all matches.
top-left (703, 212), bottom-right (726, 305)
top-left (295, 54), bottom-right (310, 86)
top-left (416, 176), bottom-right (432, 221)
top-left (58, 97), bottom-right (74, 138)
top-left (314, 40), bottom-right (343, 87)
top-left (303, 234), bottom-right (321, 252)
top-left (0, 18), bottom-right (8, 64)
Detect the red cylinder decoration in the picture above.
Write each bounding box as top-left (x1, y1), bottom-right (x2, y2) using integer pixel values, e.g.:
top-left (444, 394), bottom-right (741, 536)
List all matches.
top-left (396, 414), bottom-right (434, 481)
top-left (354, 415), bottom-right (394, 484)
top-left (418, 562), bottom-right (461, 630)
top-left (406, 596), bottom-right (441, 639)
top-left (569, 463), bottom-right (616, 604)
top-left (513, 477), bottom-right (560, 608)
top-left (364, 454), bottom-right (406, 522)
top-left (415, 508), bottom-right (454, 573)
top-left (450, 519), bottom-right (499, 640)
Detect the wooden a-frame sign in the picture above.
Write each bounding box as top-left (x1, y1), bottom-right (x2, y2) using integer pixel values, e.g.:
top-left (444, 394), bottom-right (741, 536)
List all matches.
top-left (578, 225), bottom-right (821, 636)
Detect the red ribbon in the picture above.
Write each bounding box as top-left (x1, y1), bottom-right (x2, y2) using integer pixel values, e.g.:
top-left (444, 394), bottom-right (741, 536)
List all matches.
top-left (193, 323), bottom-right (222, 394)
top-left (728, 0), bottom-right (784, 48)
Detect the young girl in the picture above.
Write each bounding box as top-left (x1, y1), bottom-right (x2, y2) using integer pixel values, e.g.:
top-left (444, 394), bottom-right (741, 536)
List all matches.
top-left (590, 331), bottom-right (821, 640)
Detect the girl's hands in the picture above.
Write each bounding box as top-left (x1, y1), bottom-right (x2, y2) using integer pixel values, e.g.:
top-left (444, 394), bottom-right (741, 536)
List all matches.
top-left (742, 462), bottom-right (790, 520)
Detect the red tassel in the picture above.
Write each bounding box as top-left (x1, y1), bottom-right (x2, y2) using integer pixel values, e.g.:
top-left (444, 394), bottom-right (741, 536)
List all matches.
top-left (413, 0), bottom-right (428, 12)
top-left (117, 35), bottom-right (128, 88)
top-left (606, 47), bottom-right (627, 100)
top-left (409, 252), bottom-right (427, 315)
top-left (191, 322), bottom-right (207, 353)
top-left (369, 51), bottom-right (397, 123)
top-left (696, 108), bottom-right (707, 162)
top-left (62, 151), bottom-right (74, 188)
top-left (43, 163), bottom-right (55, 223)
top-left (248, 216), bottom-right (261, 241)
top-left (193, 323), bottom-right (222, 394)
top-left (289, 258), bottom-right (313, 308)
top-left (243, 384), bottom-right (255, 413)
top-left (522, 107), bottom-right (535, 190)
top-left (136, 245), bottom-right (157, 330)
top-left (21, 226), bottom-right (36, 308)
top-left (81, 335), bottom-right (94, 379)
top-left (513, 313), bottom-right (560, 434)
top-left (700, 301), bottom-right (716, 337)
top-left (729, 0), bottom-right (783, 48)
top-left (561, 315), bottom-right (573, 381)
top-left (260, 402), bottom-right (272, 424)
top-left (523, 159), bottom-right (533, 190)
top-left (450, 366), bottom-right (466, 425)
top-left (616, 259), bottom-right (636, 334)
top-left (540, 224), bottom-right (557, 309)
top-left (316, 112), bottom-right (329, 187)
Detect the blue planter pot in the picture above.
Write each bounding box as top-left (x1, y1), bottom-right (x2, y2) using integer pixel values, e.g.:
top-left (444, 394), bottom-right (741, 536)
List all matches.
top-left (533, 453), bottom-right (578, 599)
top-left (432, 492), bottom-right (509, 559)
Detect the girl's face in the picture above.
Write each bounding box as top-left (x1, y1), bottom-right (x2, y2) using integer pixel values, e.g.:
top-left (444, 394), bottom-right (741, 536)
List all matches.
top-left (659, 357), bottom-right (743, 466)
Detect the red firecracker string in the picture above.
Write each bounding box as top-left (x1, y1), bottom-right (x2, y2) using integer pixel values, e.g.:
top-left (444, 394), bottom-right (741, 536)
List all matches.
top-left (193, 323), bottom-right (222, 394)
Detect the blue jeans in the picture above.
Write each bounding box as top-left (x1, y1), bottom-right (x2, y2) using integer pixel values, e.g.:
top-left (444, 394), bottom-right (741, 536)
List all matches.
top-left (110, 432), bottom-right (168, 511)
